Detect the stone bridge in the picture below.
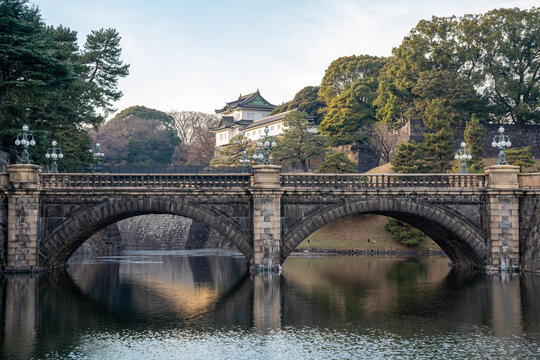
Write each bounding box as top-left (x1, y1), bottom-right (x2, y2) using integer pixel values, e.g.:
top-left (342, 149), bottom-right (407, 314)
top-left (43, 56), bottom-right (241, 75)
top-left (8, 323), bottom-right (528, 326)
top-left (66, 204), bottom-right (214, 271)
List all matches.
top-left (1, 164), bottom-right (539, 273)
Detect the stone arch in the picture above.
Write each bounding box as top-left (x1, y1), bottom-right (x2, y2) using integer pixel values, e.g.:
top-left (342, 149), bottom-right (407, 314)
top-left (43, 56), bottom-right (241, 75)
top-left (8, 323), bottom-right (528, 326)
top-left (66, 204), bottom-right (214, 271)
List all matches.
top-left (39, 198), bottom-right (253, 269)
top-left (281, 198), bottom-right (488, 267)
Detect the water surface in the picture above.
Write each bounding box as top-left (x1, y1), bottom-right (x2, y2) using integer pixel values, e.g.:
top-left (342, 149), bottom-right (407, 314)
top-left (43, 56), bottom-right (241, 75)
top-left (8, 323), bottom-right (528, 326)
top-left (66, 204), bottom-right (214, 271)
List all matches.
top-left (1, 250), bottom-right (539, 359)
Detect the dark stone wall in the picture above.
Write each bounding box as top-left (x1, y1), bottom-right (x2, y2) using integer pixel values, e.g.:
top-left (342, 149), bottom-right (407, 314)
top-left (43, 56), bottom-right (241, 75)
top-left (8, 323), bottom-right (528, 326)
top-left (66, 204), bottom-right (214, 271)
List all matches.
top-left (73, 215), bottom-right (235, 256)
top-left (520, 195), bottom-right (540, 273)
top-left (0, 196), bottom-right (7, 269)
top-left (72, 223), bottom-right (123, 257)
top-left (356, 147), bottom-right (381, 172)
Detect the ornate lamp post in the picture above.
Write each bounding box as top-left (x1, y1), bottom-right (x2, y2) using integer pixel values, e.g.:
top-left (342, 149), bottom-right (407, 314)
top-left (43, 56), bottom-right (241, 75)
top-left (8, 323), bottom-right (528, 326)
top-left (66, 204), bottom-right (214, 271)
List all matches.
top-left (89, 141), bottom-right (105, 172)
top-left (239, 149), bottom-right (251, 172)
top-left (454, 141), bottom-right (472, 174)
top-left (491, 126), bottom-right (512, 165)
top-left (252, 126), bottom-right (277, 165)
top-left (45, 140), bottom-right (63, 173)
top-left (14, 124), bottom-right (36, 164)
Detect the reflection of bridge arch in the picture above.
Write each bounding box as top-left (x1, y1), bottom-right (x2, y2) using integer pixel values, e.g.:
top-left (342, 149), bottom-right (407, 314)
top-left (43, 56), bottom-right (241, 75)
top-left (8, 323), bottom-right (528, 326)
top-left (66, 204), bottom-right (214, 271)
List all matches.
top-left (39, 198), bottom-right (253, 269)
top-left (281, 198), bottom-right (488, 267)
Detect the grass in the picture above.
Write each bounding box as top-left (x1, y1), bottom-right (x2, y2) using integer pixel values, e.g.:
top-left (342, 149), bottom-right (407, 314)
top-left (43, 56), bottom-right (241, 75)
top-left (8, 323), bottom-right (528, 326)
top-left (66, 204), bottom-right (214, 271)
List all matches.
top-left (298, 214), bottom-right (441, 251)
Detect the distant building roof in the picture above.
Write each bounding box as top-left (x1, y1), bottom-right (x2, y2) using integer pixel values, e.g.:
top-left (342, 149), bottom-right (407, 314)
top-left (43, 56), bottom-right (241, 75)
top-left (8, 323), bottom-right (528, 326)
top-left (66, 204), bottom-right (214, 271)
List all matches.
top-left (215, 89), bottom-right (276, 114)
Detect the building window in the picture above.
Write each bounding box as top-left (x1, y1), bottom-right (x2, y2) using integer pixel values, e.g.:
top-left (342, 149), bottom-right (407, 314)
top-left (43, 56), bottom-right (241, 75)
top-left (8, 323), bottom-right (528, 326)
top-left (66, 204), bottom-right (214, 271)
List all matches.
top-left (258, 129), bottom-right (262, 134)
top-left (271, 125), bottom-right (274, 130)
top-left (277, 124), bottom-right (281, 129)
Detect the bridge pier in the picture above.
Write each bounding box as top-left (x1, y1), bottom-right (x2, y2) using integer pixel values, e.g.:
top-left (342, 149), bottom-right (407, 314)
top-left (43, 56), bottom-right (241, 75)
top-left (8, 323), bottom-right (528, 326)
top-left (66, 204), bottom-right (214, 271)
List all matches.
top-left (5, 165), bottom-right (41, 273)
top-left (250, 165), bottom-right (283, 274)
top-left (487, 165), bottom-right (521, 272)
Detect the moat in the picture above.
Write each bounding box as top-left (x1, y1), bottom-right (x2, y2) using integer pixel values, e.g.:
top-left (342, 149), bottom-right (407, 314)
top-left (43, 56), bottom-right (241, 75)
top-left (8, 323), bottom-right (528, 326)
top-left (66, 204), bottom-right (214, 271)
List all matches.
top-left (2, 251), bottom-right (540, 359)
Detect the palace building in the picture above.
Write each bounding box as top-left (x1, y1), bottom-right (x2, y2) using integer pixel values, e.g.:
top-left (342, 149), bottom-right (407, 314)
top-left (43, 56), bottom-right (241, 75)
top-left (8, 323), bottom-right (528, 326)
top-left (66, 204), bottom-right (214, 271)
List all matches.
top-left (212, 90), bottom-right (290, 147)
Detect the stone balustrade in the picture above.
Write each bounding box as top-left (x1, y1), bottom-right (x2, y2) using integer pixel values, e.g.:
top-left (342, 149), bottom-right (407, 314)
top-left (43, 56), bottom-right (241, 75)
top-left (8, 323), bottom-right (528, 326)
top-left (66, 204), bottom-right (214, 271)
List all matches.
top-left (40, 173), bottom-right (252, 189)
top-left (281, 173), bottom-right (488, 189)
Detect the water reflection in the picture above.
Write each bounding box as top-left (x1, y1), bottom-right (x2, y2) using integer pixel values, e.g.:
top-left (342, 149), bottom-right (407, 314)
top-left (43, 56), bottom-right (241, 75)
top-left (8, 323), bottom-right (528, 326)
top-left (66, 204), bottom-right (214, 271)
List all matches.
top-left (1, 252), bottom-right (540, 359)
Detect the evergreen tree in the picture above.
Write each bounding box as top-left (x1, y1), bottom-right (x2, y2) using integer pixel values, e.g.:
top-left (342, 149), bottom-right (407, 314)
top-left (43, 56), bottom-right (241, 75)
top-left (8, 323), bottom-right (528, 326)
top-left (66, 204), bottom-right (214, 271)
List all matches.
top-left (506, 146), bottom-right (535, 172)
top-left (384, 218), bottom-right (425, 247)
top-left (271, 86), bottom-right (326, 124)
top-left (273, 111), bottom-right (327, 171)
top-left (318, 152), bottom-right (357, 173)
top-left (80, 28), bottom-right (130, 118)
top-left (319, 55), bottom-right (386, 145)
top-left (0, 0), bottom-right (130, 170)
top-left (210, 134), bottom-right (253, 167)
top-left (391, 141), bottom-right (427, 173)
top-left (420, 99), bottom-right (454, 173)
top-left (463, 114), bottom-right (485, 172)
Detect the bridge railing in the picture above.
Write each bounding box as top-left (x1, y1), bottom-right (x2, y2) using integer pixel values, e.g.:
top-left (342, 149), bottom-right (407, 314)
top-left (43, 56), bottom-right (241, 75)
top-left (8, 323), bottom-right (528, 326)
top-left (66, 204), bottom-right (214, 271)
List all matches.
top-left (280, 173), bottom-right (488, 189)
top-left (40, 173), bottom-right (252, 189)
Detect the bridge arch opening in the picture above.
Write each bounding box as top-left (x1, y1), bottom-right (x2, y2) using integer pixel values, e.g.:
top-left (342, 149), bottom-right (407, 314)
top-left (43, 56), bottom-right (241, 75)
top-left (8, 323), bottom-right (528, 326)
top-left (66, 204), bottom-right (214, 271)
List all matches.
top-left (281, 198), bottom-right (488, 267)
top-left (39, 198), bottom-right (253, 269)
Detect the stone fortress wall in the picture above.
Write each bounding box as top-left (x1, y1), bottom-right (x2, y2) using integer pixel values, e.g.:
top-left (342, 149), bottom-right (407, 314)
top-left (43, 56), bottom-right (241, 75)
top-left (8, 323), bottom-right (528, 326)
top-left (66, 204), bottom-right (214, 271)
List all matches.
top-left (73, 215), bottom-right (233, 257)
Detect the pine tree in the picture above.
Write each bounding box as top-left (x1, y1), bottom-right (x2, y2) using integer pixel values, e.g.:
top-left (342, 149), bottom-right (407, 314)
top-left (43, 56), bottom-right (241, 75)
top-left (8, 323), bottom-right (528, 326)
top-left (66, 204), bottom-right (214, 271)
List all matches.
top-left (384, 218), bottom-right (425, 247)
top-left (210, 134), bottom-right (253, 167)
top-left (506, 146), bottom-right (536, 172)
top-left (420, 99), bottom-right (454, 173)
top-left (273, 111), bottom-right (327, 171)
top-left (463, 114), bottom-right (485, 172)
top-left (391, 141), bottom-right (427, 173)
top-left (318, 152), bottom-right (357, 173)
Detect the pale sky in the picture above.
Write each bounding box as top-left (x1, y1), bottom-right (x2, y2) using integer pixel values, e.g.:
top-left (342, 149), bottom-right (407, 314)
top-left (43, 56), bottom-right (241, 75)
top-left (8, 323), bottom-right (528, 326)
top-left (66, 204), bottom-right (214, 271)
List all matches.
top-left (35, 0), bottom-right (537, 116)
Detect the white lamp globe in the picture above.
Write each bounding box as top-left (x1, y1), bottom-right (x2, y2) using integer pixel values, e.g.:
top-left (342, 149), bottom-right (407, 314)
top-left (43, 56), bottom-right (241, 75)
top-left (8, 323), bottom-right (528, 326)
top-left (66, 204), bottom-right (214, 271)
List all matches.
top-left (96, 142), bottom-right (100, 147)
top-left (491, 141), bottom-right (497, 147)
top-left (258, 154), bottom-right (263, 160)
top-left (467, 154), bottom-right (472, 160)
top-left (454, 154), bottom-right (459, 160)
top-left (52, 140), bottom-right (57, 146)
top-left (51, 153), bottom-right (57, 159)
top-left (506, 141), bottom-right (511, 147)
top-left (15, 139), bottom-right (21, 146)
top-left (45, 153), bottom-right (50, 158)
top-left (271, 141), bottom-right (276, 147)
top-left (30, 139), bottom-right (36, 146)
top-left (498, 126), bottom-right (504, 133)
top-left (501, 140), bottom-right (507, 147)
top-left (20, 139), bottom-right (27, 146)
top-left (461, 141), bottom-right (466, 148)
top-left (264, 141), bottom-right (270, 147)
top-left (257, 141), bottom-right (263, 147)
top-left (58, 153), bottom-right (63, 159)
top-left (252, 154), bottom-right (257, 160)
top-left (22, 125), bottom-right (28, 131)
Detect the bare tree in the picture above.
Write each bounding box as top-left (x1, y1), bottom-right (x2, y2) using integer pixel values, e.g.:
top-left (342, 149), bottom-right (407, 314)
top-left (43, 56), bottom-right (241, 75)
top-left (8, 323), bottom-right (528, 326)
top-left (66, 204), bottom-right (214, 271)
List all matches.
top-left (168, 111), bottom-right (219, 145)
top-left (360, 122), bottom-right (401, 164)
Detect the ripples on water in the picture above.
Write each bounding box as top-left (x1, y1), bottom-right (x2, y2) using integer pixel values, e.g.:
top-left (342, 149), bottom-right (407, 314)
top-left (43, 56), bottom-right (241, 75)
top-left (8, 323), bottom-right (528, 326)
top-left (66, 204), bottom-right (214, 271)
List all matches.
top-left (1, 250), bottom-right (539, 359)
top-left (40, 328), bottom-right (540, 360)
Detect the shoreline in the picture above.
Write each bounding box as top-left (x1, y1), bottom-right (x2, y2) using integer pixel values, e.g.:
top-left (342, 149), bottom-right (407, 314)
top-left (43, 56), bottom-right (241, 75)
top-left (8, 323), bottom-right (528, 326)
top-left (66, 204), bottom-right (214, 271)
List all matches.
top-left (291, 248), bottom-right (447, 257)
